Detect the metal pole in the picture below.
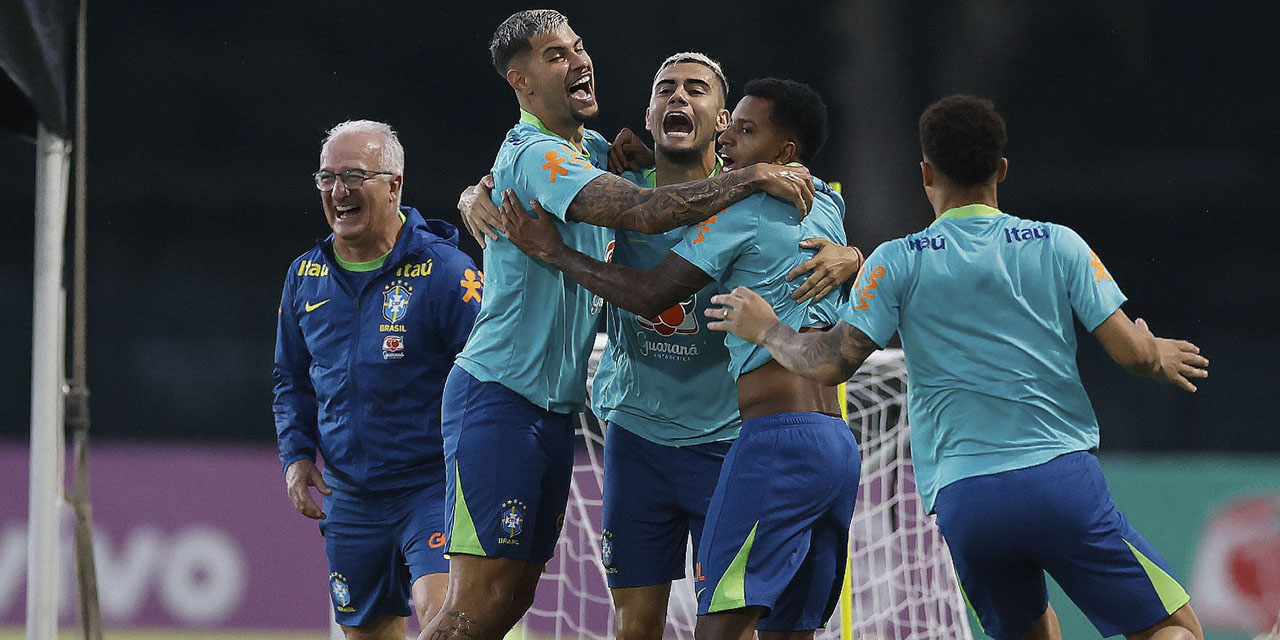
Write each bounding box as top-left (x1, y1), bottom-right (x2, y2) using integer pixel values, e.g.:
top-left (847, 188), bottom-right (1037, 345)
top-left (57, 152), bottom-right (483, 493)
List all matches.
top-left (28, 123), bottom-right (71, 640)
top-left (68, 0), bottom-right (104, 636)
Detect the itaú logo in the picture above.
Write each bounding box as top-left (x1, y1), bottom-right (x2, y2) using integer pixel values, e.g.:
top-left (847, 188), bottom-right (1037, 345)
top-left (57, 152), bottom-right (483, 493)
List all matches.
top-left (1191, 494), bottom-right (1280, 634)
top-left (637, 295), bottom-right (698, 337)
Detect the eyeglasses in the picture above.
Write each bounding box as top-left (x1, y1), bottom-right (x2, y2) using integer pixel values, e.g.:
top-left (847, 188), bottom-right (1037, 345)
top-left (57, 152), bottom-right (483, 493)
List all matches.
top-left (312, 168), bottom-right (396, 191)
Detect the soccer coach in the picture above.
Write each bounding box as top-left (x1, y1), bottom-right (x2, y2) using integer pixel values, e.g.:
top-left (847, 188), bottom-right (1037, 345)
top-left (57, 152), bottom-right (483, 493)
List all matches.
top-left (273, 120), bottom-right (482, 640)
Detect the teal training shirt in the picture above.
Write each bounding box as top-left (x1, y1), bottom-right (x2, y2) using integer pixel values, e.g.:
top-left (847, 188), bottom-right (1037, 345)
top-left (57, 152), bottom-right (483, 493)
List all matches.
top-left (591, 164), bottom-right (742, 446)
top-left (839, 204), bottom-right (1127, 512)
top-left (455, 111), bottom-right (611, 413)
top-left (671, 176), bottom-right (847, 378)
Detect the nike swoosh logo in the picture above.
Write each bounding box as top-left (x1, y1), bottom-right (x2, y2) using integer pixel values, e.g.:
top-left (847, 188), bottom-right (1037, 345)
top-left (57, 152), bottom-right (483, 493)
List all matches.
top-left (304, 299), bottom-right (330, 312)
top-left (695, 588), bottom-right (706, 599)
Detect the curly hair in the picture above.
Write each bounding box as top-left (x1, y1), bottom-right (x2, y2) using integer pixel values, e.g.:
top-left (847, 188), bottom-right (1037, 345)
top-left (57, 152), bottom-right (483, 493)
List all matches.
top-left (918, 95), bottom-right (1007, 186)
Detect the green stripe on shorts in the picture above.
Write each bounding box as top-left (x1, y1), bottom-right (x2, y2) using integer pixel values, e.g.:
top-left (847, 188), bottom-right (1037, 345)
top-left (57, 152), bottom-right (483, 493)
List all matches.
top-left (1124, 539), bottom-right (1189, 614)
top-left (709, 522), bottom-right (758, 613)
top-left (448, 463), bottom-right (487, 557)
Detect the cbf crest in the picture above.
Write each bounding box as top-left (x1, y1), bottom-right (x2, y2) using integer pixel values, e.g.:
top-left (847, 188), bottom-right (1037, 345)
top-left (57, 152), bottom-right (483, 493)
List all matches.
top-left (383, 279), bottom-right (413, 324)
top-left (329, 572), bottom-right (354, 612)
top-left (498, 499), bottom-right (527, 546)
top-left (600, 530), bottom-right (616, 574)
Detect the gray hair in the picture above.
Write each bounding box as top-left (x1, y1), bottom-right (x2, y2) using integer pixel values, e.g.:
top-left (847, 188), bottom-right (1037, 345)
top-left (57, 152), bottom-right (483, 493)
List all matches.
top-left (490, 9), bottom-right (569, 75)
top-left (654, 52), bottom-right (729, 102)
top-left (322, 120), bottom-right (405, 174)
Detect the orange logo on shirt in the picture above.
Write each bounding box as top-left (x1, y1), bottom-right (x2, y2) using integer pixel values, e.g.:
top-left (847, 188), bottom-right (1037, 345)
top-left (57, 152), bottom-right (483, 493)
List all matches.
top-left (1089, 251), bottom-right (1112, 282)
top-left (461, 269), bottom-right (484, 303)
top-left (428, 532), bottom-right (447, 548)
top-left (542, 146), bottom-right (592, 183)
top-left (543, 150), bottom-right (570, 182)
top-left (691, 215), bottom-right (719, 244)
top-left (852, 264), bottom-right (886, 311)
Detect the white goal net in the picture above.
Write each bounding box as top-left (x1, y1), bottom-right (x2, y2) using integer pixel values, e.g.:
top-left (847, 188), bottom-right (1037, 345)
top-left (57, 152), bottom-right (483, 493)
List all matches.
top-left (513, 338), bottom-right (973, 640)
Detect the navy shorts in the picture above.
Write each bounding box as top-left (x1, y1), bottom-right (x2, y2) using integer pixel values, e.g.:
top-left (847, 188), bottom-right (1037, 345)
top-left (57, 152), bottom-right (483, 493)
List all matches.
top-left (934, 451), bottom-right (1190, 639)
top-left (441, 365), bottom-right (574, 564)
top-left (321, 481), bottom-right (449, 626)
top-left (695, 412), bottom-right (860, 631)
top-left (601, 423), bottom-right (732, 589)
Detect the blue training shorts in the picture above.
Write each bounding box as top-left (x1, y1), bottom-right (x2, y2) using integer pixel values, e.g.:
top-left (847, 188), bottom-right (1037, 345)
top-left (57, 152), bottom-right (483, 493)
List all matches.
top-left (602, 423), bottom-right (732, 589)
top-left (321, 481), bottom-right (449, 626)
top-left (695, 412), bottom-right (860, 631)
top-left (934, 451), bottom-right (1190, 639)
top-left (441, 365), bottom-right (574, 564)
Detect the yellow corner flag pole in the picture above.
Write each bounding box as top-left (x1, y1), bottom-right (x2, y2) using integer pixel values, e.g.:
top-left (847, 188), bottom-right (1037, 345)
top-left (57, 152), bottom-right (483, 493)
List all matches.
top-left (837, 381), bottom-right (854, 640)
top-left (828, 180), bottom-right (855, 640)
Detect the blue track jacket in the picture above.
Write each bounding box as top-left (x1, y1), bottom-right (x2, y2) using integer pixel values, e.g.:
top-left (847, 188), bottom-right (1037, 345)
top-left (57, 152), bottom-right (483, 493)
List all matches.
top-left (273, 207), bottom-right (482, 492)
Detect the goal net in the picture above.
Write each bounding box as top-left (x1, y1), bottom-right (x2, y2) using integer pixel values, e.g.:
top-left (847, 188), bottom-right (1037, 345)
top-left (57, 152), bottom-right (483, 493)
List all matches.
top-left (513, 339), bottom-right (973, 640)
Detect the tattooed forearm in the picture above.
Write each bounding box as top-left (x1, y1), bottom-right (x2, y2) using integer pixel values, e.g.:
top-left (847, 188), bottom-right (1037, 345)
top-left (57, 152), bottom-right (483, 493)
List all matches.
top-left (761, 321), bottom-right (878, 386)
top-left (428, 611), bottom-right (481, 640)
top-left (567, 169), bottom-right (761, 233)
top-left (543, 247), bottom-right (712, 318)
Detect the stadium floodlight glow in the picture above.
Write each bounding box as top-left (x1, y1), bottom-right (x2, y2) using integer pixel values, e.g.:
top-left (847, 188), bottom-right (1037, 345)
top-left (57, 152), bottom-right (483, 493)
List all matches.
top-left (312, 168), bottom-right (395, 190)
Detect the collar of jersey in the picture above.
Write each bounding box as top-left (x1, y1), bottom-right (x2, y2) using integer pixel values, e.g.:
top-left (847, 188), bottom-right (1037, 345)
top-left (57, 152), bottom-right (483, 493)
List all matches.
top-left (333, 211), bottom-right (406, 272)
top-left (641, 156), bottom-right (723, 187)
top-left (519, 109), bottom-right (589, 156)
top-left (930, 203), bottom-right (1003, 227)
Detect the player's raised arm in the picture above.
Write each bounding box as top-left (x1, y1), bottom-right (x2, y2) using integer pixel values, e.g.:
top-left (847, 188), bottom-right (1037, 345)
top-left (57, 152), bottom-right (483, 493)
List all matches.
top-left (706, 286), bottom-right (880, 386)
top-left (566, 162), bottom-right (814, 233)
top-left (1092, 310), bottom-right (1209, 392)
top-left (498, 190), bottom-right (712, 317)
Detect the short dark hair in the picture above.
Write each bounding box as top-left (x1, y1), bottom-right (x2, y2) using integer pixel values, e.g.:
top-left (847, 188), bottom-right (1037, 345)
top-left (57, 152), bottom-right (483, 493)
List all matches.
top-left (918, 95), bottom-right (1007, 186)
top-left (489, 9), bottom-right (568, 76)
top-left (742, 78), bottom-right (828, 163)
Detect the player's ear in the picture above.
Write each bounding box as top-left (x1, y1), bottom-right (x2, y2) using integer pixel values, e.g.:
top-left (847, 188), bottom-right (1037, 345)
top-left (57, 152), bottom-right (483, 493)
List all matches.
top-left (995, 157), bottom-right (1008, 184)
top-left (505, 66), bottom-right (528, 94)
top-left (920, 161), bottom-right (934, 188)
top-left (715, 108), bottom-right (730, 132)
top-left (644, 107), bottom-right (654, 133)
top-left (775, 141), bottom-right (798, 165)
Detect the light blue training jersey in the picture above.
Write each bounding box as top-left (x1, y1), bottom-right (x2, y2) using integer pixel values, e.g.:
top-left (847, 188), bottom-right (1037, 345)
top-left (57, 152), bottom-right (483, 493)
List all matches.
top-left (455, 111), bottom-right (611, 413)
top-left (591, 164), bottom-right (741, 446)
top-left (672, 176), bottom-right (847, 378)
top-left (840, 203), bottom-right (1127, 512)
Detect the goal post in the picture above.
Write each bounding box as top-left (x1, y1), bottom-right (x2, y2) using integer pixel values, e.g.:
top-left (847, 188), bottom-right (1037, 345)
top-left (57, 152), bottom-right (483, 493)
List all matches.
top-left (510, 341), bottom-right (973, 640)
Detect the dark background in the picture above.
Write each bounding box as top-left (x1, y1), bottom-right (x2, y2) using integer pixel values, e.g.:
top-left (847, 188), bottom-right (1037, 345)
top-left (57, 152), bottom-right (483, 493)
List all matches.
top-left (1, 1), bottom-right (1276, 450)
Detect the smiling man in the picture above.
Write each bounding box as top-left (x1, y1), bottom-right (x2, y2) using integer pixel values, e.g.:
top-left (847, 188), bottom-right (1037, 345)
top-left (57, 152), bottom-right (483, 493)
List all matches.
top-left (424, 11), bottom-right (820, 640)
top-left (273, 120), bottom-right (482, 639)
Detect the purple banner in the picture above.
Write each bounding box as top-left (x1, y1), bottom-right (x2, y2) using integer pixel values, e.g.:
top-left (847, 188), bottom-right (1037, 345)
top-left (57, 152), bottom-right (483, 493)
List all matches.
top-left (0, 442), bottom-right (330, 630)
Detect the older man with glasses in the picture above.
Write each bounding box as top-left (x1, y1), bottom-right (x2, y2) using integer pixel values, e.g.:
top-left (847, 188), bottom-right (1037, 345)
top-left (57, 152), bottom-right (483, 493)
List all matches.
top-left (273, 120), bottom-right (483, 640)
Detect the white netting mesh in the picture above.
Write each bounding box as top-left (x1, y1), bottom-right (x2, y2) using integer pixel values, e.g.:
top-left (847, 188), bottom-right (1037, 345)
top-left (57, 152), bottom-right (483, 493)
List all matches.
top-left (513, 339), bottom-right (972, 640)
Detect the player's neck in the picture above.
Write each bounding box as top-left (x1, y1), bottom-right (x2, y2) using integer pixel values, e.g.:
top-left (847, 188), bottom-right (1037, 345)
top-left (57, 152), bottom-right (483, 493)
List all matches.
top-left (931, 187), bottom-right (999, 219)
top-left (653, 147), bottom-right (720, 186)
top-left (519, 106), bottom-right (585, 148)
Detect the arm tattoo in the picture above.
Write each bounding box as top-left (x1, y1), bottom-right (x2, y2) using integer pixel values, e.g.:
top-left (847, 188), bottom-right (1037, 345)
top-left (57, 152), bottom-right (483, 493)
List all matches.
top-left (566, 170), bottom-right (760, 234)
top-left (543, 247), bottom-right (713, 318)
top-left (429, 611), bottom-right (481, 640)
top-left (761, 321), bottom-right (879, 385)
